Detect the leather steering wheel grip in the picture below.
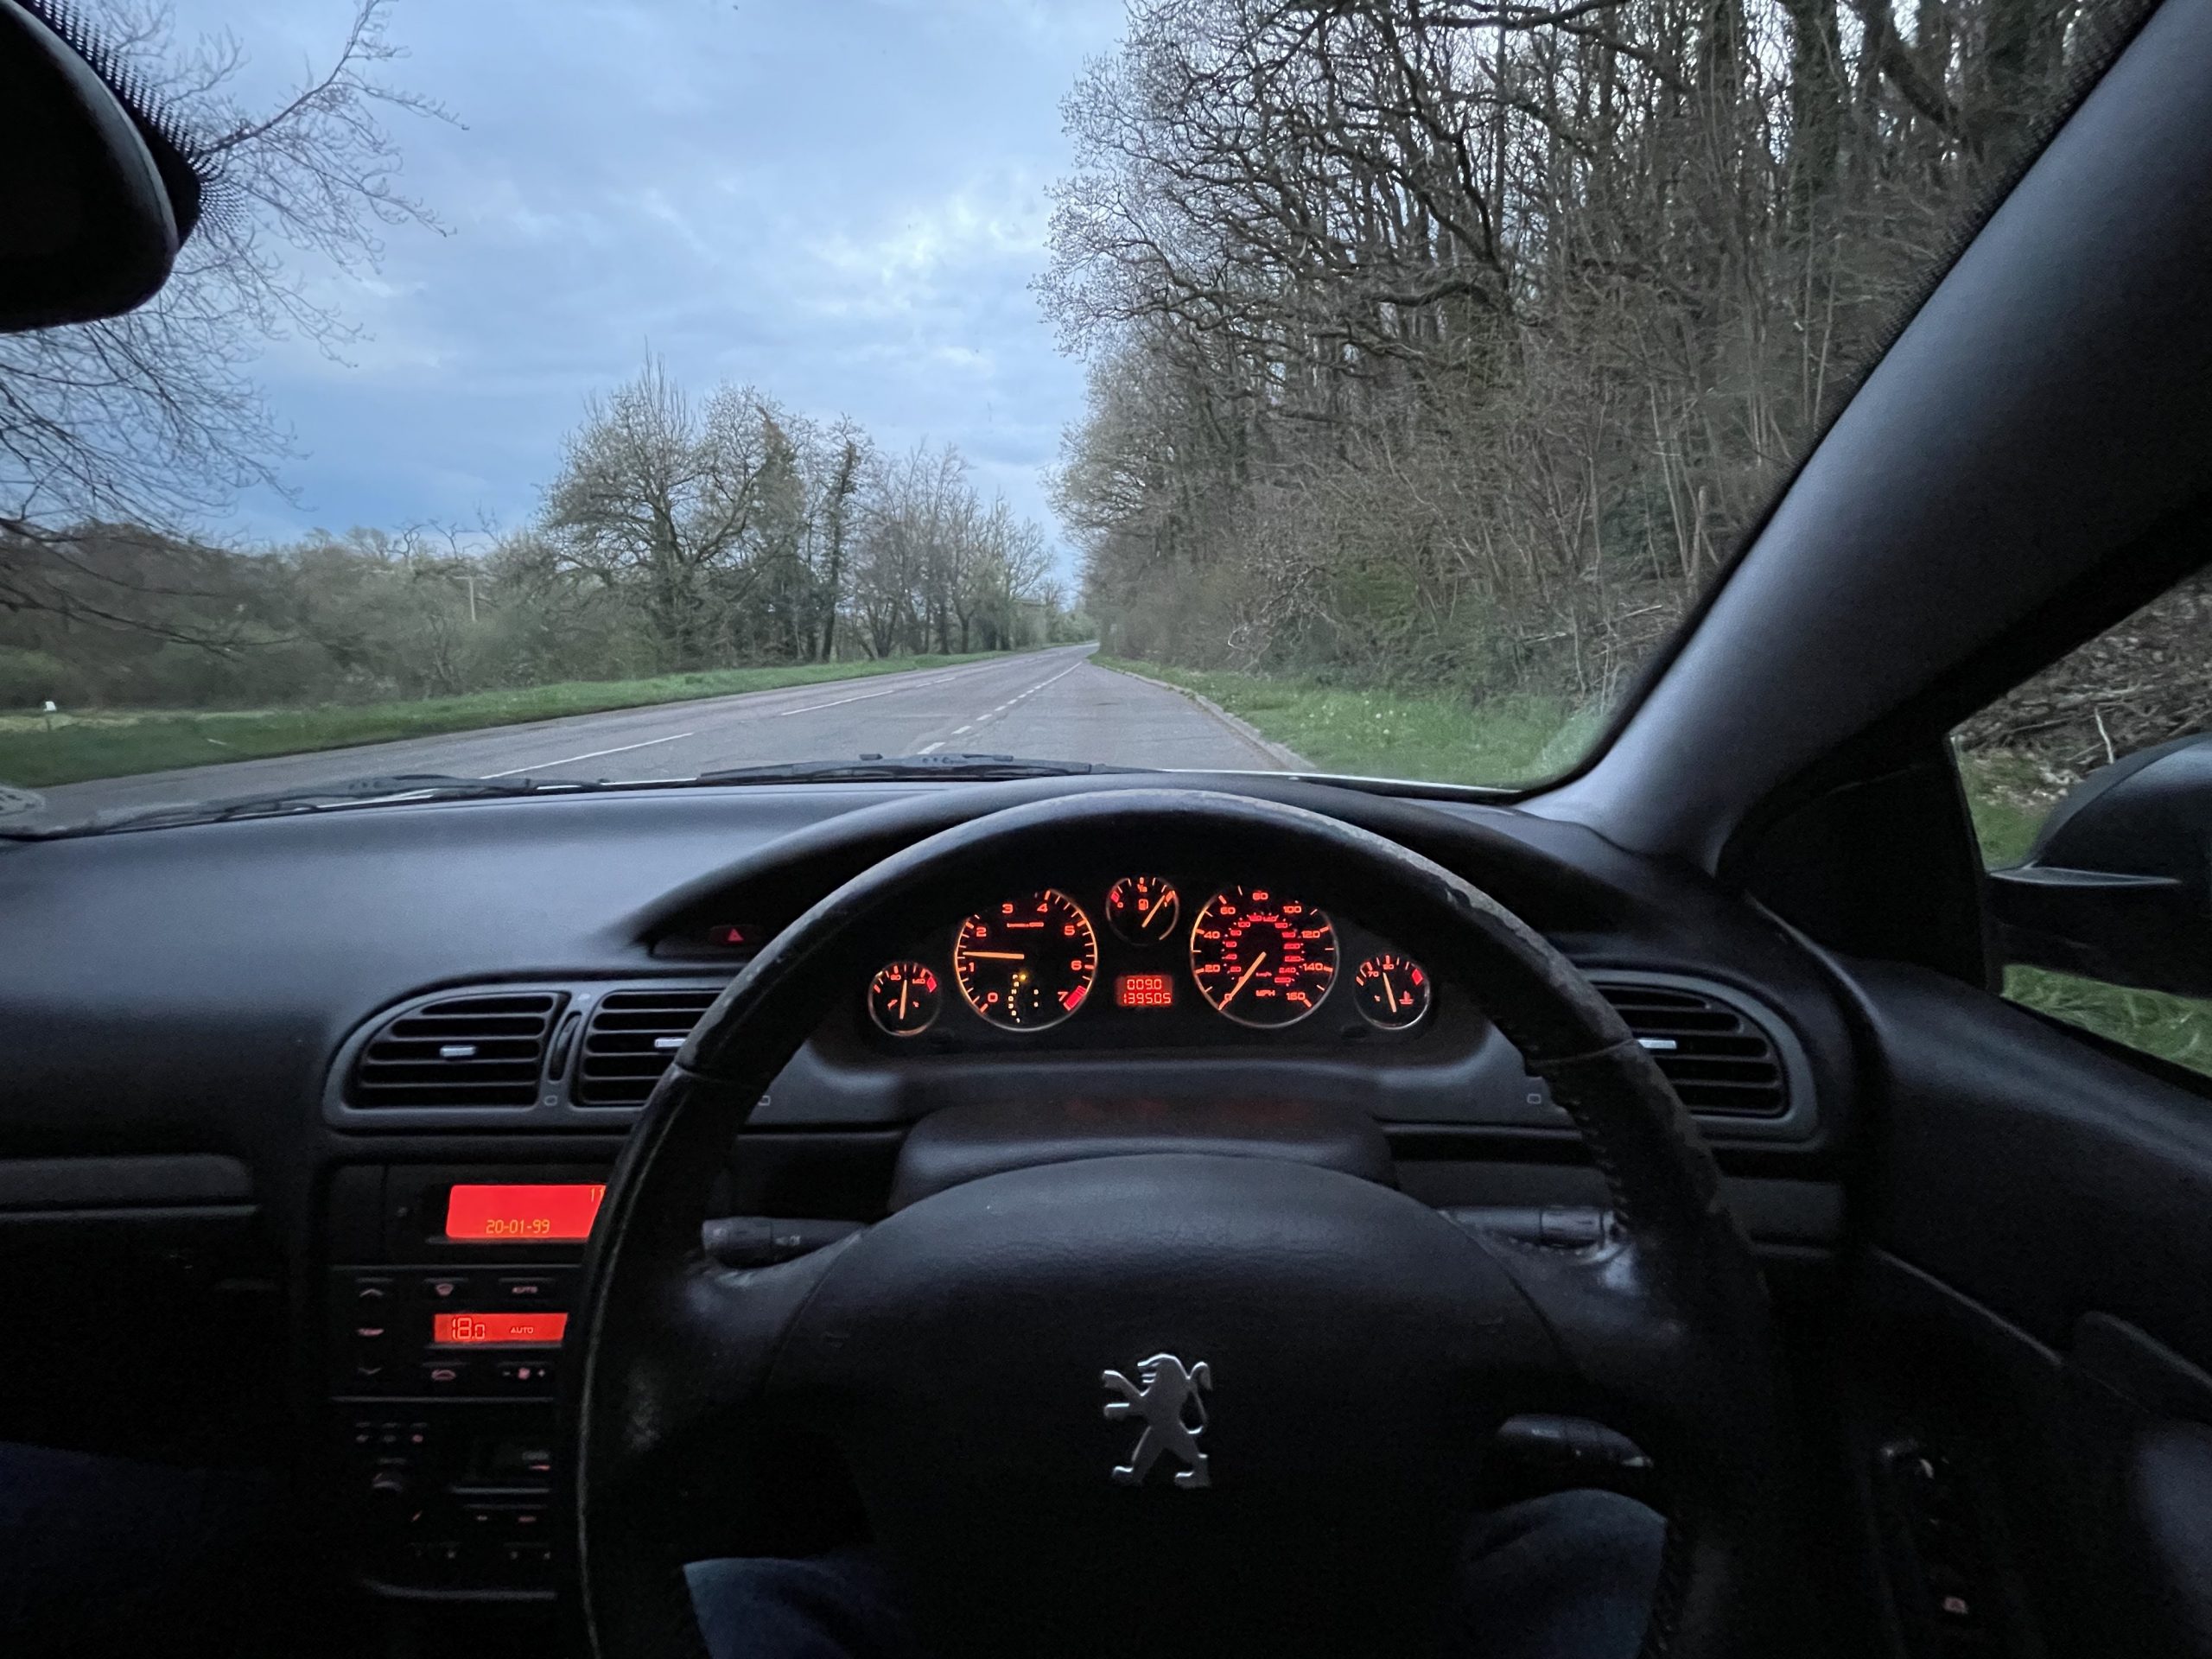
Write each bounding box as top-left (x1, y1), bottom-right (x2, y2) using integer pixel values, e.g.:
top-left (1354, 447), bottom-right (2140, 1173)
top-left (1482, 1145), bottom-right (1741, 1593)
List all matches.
top-left (565, 789), bottom-right (1803, 1659)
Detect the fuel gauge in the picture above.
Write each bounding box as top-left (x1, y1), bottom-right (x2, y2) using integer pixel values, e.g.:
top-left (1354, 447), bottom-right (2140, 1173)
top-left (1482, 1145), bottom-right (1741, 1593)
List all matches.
top-left (867, 960), bottom-right (942, 1037)
top-left (1106, 875), bottom-right (1181, 945)
top-left (1351, 954), bottom-right (1431, 1031)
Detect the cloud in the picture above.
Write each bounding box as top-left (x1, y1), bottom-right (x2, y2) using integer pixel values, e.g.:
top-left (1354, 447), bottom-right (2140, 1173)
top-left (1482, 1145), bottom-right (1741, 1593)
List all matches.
top-left (175, 0), bottom-right (1128, 569)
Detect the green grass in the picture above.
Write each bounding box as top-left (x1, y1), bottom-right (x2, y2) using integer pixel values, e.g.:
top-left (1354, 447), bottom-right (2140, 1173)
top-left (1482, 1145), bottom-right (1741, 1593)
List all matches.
top-left (1108, 658), bottom-right (2212, 1082)
top-left (2001, 967), bottom-right (2212, 1077)
top-left (1949, 748), bottom-right (2212, 1076)
top-left (0, 652), bottom-right (1018, 789)
top-left (1958, 747), bottom-right (2065, 867)
top-left (1096, 658), bottom-right (1594, 786)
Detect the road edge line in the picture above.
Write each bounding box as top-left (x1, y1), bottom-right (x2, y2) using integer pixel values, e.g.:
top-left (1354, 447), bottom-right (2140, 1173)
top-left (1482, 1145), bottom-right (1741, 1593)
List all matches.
top-left (1095, 661), bottom-right (1313, 772)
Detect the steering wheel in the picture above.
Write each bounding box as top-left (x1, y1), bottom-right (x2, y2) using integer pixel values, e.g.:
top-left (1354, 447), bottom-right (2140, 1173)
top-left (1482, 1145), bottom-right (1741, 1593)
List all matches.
top-left (565, 790), bottom-right (1798, 1658)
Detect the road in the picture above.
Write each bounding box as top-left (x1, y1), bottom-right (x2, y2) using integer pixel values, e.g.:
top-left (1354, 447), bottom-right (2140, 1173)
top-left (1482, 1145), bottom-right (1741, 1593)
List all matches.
top-left (30, 646), bottom-right (1305, 823)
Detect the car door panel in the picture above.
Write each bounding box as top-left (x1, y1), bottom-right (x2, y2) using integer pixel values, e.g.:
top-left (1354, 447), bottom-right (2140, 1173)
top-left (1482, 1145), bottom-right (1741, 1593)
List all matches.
top-left (1844, 959), bottom-right (2212, 1658)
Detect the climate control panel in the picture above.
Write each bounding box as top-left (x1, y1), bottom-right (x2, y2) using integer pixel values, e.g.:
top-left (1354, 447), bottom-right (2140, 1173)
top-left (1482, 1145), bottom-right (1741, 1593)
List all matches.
top-left (324, 1161), bottom-right (608, 1598)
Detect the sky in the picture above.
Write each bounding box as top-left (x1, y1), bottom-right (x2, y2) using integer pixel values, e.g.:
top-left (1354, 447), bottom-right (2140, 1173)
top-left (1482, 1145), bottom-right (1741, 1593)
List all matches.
top-left (175, 0), bottom-right (1128, 575)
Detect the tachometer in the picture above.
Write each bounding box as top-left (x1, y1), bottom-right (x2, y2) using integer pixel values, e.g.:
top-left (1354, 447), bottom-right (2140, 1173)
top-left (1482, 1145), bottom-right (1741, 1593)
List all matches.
top-left (1188, 887), bottom-right (1337, 1027)
top-left (952, 890), bottom-right (1098, 1030)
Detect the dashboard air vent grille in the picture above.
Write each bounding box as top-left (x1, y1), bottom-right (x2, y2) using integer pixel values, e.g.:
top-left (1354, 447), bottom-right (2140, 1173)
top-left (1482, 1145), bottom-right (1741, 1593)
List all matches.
top-left (1596, 982), bottom-right (1787, 1116)
top-left (352, 992), bottom-right (563, 1109)
top-left (575, 988), bottom-right (721, 1108)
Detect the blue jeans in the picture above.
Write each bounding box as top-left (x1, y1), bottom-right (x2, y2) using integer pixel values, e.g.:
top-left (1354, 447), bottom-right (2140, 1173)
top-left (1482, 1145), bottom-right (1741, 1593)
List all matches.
top-left (688, 1490), bottom-right (1665, 1659)
top-left (0, 1440), bottom-right (278, 1657)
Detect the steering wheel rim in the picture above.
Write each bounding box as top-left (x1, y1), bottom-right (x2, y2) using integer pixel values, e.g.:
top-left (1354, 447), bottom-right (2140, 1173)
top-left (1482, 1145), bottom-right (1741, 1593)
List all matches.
top-left (565, 788), bottom-right (1799, 1658)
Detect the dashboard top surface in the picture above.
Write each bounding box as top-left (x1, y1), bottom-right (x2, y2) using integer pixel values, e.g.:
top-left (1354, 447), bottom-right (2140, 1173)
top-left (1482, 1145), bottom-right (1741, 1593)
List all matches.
top-left (0, 772), bottom-right (1858, 1172)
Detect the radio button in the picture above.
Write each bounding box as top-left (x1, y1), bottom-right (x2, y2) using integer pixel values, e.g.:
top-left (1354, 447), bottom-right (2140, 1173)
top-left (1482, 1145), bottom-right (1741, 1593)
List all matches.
top-left (493, 1357), bottom-right (556, 1392)
top-left (406, 1539), bottom-right (461, 1573)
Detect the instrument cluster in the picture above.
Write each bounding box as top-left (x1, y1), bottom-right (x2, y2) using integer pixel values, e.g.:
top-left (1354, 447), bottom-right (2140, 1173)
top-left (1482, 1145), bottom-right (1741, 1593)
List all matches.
top-left (861, 877), bottom-right (1434, 1045)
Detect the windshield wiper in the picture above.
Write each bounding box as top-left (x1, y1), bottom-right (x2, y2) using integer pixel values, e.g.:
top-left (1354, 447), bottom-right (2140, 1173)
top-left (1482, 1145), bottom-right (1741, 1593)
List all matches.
top-left (11, 773), bottom-right (605, 838)
top-left (2, 755), bottom-right (1147, 841)
top-left (693, 753), bottom-right (1146, 785)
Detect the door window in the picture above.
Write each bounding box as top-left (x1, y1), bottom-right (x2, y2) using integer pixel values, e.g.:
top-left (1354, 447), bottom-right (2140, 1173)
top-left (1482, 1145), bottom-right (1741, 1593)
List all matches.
top-left (1957, 573), bottom-right (2212, 1077)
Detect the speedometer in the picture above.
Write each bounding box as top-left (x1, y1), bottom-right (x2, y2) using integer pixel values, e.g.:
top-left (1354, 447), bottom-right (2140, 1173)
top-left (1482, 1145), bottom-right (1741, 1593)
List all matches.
top-left (952, 890), bottom-right (1098, 1030)
top-left (1188, 887), bottom-right (1337, 1027)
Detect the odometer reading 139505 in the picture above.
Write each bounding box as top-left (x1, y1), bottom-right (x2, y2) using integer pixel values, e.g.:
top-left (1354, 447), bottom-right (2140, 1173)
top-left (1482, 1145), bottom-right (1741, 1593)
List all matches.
top-left (1188, 887), bottom-right (1337, 1027)
top-left (953, 890), bottom-right (1098, 1030)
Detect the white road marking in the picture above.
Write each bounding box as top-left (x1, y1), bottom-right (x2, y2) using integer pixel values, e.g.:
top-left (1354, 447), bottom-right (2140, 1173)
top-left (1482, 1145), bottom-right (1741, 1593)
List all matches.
top-left (916, 741), bottom-right (945, 753)
top-left (482, 731), bottom-right (694, 779)
top-left (1024, 659), bottom-right (1086, 698)
top-left (953, 724), bottom-right (974, 734)
top-left (772, 671), bottom-right (970, 716)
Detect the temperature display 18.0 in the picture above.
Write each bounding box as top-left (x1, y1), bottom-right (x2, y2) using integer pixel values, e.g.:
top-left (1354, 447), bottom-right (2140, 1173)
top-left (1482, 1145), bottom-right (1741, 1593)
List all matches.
top-left (431, 1311), bottom-right (569, 1346)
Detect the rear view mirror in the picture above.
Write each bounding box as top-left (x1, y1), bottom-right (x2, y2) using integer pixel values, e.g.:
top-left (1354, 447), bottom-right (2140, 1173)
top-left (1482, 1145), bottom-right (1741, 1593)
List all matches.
top-left (0, 0), bottom-right (201, 330)
top-left (1986, 734), bottom-right (2212, 997)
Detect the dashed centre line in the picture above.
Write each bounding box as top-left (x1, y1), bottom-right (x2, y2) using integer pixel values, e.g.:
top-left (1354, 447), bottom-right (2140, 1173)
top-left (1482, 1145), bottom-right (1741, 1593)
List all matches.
top-left (772, 668), bottom-right (977, 717)
top-left (482, 730), bottom-right (695, 779)
top-left (908, 655), bottom-right (1091, 755)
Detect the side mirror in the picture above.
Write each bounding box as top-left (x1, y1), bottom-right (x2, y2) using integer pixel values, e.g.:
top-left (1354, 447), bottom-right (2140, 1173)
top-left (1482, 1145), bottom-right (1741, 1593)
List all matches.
top-left (0, 0), bottom-right (202, 330)
top-left (1986, 734), bottom-right (2212, 997)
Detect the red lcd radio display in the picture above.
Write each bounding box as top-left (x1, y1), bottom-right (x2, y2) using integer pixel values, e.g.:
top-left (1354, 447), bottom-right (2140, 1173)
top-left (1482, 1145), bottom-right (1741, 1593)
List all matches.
top-left (442, 1182), bottom-right (605, 1243)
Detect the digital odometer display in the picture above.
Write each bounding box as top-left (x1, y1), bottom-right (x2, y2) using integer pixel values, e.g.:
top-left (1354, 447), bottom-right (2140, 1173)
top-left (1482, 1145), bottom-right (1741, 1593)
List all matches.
top-left (432, 1311), bottom-right (569, 1346)
top-left (443, 1183), bottom-right (606, 1243)
top-left (1115, 972), bottom-right (1176, 1008)
top-left (1189, 887), bottom-right (1338, 1027)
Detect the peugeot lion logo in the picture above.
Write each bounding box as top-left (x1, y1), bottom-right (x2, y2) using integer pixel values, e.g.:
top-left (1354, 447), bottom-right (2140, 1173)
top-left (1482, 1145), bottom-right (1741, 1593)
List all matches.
top-left (1101, 1352), bottom-right (1212, 1488)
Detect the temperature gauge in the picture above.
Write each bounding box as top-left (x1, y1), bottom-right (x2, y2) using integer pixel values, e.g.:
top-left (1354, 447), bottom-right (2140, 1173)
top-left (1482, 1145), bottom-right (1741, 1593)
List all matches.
top-left (867, 960), bottom-right (942, 1037)
top-left (1351, 954), bottom-right (1431, 1031)
top-left (1106, 875), bottom-right (1181, 945)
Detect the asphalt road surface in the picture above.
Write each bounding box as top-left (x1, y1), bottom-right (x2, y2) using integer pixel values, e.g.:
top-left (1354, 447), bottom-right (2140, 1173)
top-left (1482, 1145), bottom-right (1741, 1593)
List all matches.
top-left (29, 646), bottom-right (1304, 824)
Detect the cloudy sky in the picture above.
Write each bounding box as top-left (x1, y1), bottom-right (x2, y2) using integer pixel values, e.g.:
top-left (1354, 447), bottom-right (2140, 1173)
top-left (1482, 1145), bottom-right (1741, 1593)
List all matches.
top-left (175, 0), bottom-right (1128, 572)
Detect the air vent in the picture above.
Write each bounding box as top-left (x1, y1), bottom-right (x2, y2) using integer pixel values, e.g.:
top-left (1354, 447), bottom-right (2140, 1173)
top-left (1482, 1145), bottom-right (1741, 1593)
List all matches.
top-left (352, 992), bottom-right (563, 1109)
top-left (1597, 982), bottom-right (1788, 1117)
top-left (575, 988), bottom-right (722, 1108)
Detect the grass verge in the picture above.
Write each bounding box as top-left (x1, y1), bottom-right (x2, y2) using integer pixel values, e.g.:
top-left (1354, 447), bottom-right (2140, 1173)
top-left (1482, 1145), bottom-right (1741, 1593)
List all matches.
top-left (1096, 658), bottom-right (1592, 785)
top-left (0, 652), bottom-right (1015, 790)
top-left (1106, 658), bottom-right (2212, 1081)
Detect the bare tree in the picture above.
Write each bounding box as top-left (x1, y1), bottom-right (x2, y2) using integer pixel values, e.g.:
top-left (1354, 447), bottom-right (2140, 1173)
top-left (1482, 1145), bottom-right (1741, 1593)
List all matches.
top-left (541, 361), bottom-right (786, 670)
top-left (0, 0), bottom-right (452, 631)
top-left (1052, 0), bottom-right (2131, 705)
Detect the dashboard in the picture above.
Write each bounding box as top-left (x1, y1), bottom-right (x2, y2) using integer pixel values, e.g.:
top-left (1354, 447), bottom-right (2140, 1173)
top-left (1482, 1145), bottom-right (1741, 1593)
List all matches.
top-left (862, 878), bottom-right (1431, 1045)
top-left (0, 770), bottom-right (1859, 1613)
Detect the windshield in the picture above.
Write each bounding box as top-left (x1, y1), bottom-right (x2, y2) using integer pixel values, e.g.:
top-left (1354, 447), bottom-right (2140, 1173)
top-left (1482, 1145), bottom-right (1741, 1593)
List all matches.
top-left (0, 0), bottom-right (2143, 836)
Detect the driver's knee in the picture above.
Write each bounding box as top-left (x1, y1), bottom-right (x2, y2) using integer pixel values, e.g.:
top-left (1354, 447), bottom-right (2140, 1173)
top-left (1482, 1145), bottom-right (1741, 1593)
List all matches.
top-left (1452, 1489), bottom-right (1666, 1659)
top-left (685, 1548), bottom-right (924, 1659)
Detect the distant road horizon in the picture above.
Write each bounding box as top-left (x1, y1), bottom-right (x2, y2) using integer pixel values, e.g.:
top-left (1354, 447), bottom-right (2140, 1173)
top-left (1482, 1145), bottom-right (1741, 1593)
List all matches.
top-left (29, 646), bottom-right (1305, 823)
